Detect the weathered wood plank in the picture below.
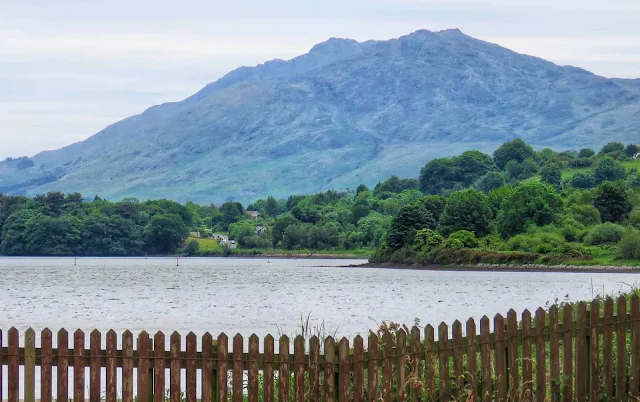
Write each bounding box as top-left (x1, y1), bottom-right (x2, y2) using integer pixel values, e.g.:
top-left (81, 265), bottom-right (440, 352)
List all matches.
top-left (233, 334), bottom-right (243, 402)
top-left (575, 303), bottom-right (587, 402)
top-left (309, 336), bottom-right (320, 402)
top-left (248, 334), bottom-right (260, 402)
top-left (90, 330), bottom-right (102, 402)
top-left (137, 332), bottom-right (151, 402)
top-left (170, 332), bottom-right (181, 402)
top-left (535, 308), bottom-right (546, 402)
top-left (549, 306), bottom-right (560, 401)
top-left (438, 323), bottom-right (450, 402)
top-left (617, 297), bottom-right (628, 402)
top-left (368, 332), bottom-right (379, 402)
top-left (186, 332), bottom-right (197, 402)
top-left (603, 298), bottom-right (614, 399)
top-left (562, 305), bottom-right (573, 402)
top-left (217, 333), bottom-right (228, 402)
top-left (383, 331), bottom-right (392, 402)
top-left (154, 332), bottom-right (166, 402)
top-left (24, 328), bottom-right (35, 402)
top-left (480, 317), bottom-right (491, 402)
top-left (74, 330), bottom-right (85, 402)
top-left (8, 328), bottom-right (19, 402)
top-left (397, 329), bottom-right (407, 402)
top-left (279, 335), bottom-right (290, 402)
top-left (57, 329), bottom-right (69, 402)
top-left (507, 309), bottom-right (520, 402)
top-left (339, 337), bottom-right (349, 402)
top-left (410, 327), bottom-right (422, 402)
top-left (201, 333), bottom-right (213, 402)
top-left (264, 335), bottom-right (274, 402)
top-left (494, 314), bottom-right (507, 402)
top-left (452, 321), bottom-right (464, 399)
top-left (521, 311), bottom-right (532, 402)
top-left (41, 329), bottom-right (53, 402)
top-left (425, 325), bottom-right (436, 401)
top-left (590, 300), bottom-right (600, 402)
top-left (325, 336), bottom-right (336, 402)
top-left (295, 336), bottom-right (305, 402)
top-left (354, 335), bottom-right (365, 402)
top-left (631, 295), bottom-right (640, 398)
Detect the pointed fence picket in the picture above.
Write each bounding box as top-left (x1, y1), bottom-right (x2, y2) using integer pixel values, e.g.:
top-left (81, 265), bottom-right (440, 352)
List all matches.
top-left (2, 295), bottom-right (640, 401)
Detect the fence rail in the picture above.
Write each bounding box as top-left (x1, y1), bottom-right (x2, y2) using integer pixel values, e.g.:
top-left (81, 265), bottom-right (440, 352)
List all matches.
top-left (2, 295), bottom-right (640, 401)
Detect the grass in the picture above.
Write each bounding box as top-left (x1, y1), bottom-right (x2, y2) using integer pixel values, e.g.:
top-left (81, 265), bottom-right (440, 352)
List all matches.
top-left (560, 158), bottom-right (640, 181)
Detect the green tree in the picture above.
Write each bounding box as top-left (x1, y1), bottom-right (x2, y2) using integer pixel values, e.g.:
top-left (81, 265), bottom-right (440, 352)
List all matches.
top-left (356, 184), bottom-right (370, 194)
top-left (0, 209), bottom-right (36, 255)
top-left (387, 203), bottom-right (436, 250)
top-left (496, 182), bottom-right (563, 238)
top-left (413, 228), bottom-right (443, 251)
top-left (439, 190), bottom-right (493, 237)
top-left (419, 158), bottom-right (456, 194)
top-left (416, 195), bottom-right (446, 223)
top-left (594, 156), bottom-right (626, 183)
top-left (493, 139), bottom-right (537, 170)
top-left (265, 196), bottom-right (280, 217)
top-left (540, 163), bottom-right (562, 187)
top-left (374, 176), bottom-right (419, 195)
top-left (570, 171), bottom-right (596, 189)
top-left (144, 214), bottom-right (188, 253)
top-left (593, 181), bottom-right (632, 223)
top-left (80, 214), bottom-right (143, 255)
top-left (578, 148), bottom-right (595, 158)
top-left (625, 144), bottom-right (639, 158)
top-left (599, 142), bottom-right (625, 155)
top-left (182, 239), bottom-right (200, 256)
top-left (505, 157), bottom-right (538, 180)
top-left (619, 230), bottom-right (640, 259)
top-left (475, 172), bottom-right (506, 193)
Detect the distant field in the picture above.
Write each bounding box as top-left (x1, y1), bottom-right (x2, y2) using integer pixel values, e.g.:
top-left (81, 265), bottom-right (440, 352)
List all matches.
top-left (560, 158), bottom-right (640, 181)
top-left (192, 237), bottom-right (225, 253)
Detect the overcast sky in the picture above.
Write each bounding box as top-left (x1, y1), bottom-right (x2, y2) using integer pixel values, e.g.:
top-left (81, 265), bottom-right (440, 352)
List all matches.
top-left (1, 0), bottom-right (639, 159)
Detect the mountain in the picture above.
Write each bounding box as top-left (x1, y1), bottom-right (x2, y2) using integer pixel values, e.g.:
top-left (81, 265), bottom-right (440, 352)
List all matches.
top-left (2, 29), bottom-right (640, 203)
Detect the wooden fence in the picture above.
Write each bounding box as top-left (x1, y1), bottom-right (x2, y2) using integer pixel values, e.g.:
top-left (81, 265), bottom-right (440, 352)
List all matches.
top-left (2, 295), bottom-right (640, 401)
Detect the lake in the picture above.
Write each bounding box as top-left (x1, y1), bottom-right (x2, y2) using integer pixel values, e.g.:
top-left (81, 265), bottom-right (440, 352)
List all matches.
top-left (1, 257), bottom-right (639, 339)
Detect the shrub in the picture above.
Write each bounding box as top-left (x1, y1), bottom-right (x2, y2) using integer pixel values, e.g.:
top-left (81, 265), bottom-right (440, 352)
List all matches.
top-left (447, 230), bottom-right (480, 248)
top-left (584, 223), bottom-right (627, 245)
top-left (412, 228), bottom-right (443, 252)
top-left (568, 204), bottom-right (601, 227)
top-left (441, 238), bottom-right (464, 249)
top-left (630, 209), bottom-right (640, 230)
top-left (504, 229), bottom-right (566, 254)
top-left (619, 230), bottom-right (640, 259)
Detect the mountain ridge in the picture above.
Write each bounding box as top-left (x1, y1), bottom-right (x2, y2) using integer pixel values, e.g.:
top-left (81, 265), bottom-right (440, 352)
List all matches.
top-left (1, 28), bottom-right (639, 203)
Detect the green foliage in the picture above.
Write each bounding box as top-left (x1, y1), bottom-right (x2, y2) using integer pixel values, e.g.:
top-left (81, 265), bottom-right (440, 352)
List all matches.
top-left (447, 230), bottom-right (479, 248)
top-left (412, 228), bottom-right (443, 251)
top-left (493, 139), bottom-right (537, 170)
top-left (504, 229), bottom-right (566, 254)
top-left (567, 204), bottom-right (601, 227)
top-left (419, 151), bottom-right (494, 194)
top-left (619, 230), bottom-right (640, 259)
top-left (144, 214), bottom-right (189, 254)
top-left (630, 209), bottom-right (640, 230)
top-left (181, 239), bottom-right (200, 256)
top-left (625, 144), bottom-right (639, 158)
top-left (373, 175), bottom-right (419, 196)
top-left (495, 182), bottom-right (563, 238)
top-left (439, 190), bottom-right (493, 237)
top-left (474, 171), bottom-right (506, 193)
top-left (593, 181), bottom-right (632, 223)
top-left (570, 171), bottom-right (596, 189)
top-left (578, 148), bottom-right (595, 158)
top-left (594, 156), bottom-right (627, 183)
top-left (505, 157), bottom-right (539, 181)
top-left (540, 163), bottom-right (562, 187)
top-left (599, 141), bottom-right (625, 155)
top-left (415, 195), bottom-right (446, 223)
top-left (584, 222), bottom-right (627, 245)
top-left (387, 203), bottom-right (436, 250)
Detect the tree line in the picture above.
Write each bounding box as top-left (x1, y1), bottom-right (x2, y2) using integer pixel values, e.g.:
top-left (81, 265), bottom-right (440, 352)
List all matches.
top-left (1, 139), bottom-right (639, 262)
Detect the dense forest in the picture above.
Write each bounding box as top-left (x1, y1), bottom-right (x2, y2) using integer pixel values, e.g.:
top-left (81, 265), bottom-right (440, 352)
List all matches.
top-left (1, 139), bottom-right (639, 265)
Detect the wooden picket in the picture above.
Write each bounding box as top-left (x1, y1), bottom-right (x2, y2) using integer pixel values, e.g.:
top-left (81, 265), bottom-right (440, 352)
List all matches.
top-left (2, 296), bottom-right (640, 401)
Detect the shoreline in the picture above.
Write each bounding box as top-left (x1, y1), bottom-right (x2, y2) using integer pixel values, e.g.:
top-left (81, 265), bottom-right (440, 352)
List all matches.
top-left (343, 262), bottom-right (640, 273)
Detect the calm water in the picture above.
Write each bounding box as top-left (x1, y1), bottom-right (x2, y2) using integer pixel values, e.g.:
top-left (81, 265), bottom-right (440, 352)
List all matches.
top-left (1, 257), bottom-right (640, 397)
top-left (1, 257), bottom-right (639, 339)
